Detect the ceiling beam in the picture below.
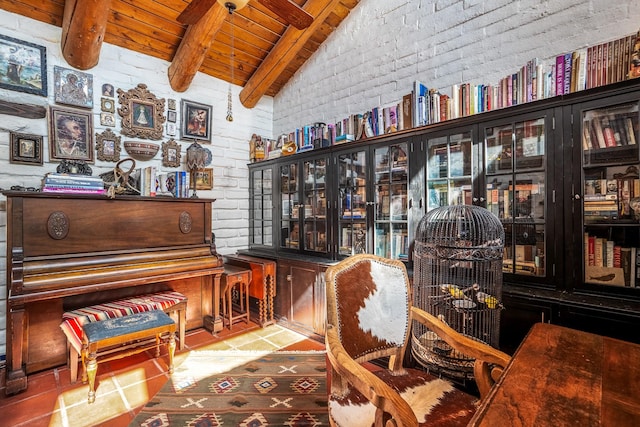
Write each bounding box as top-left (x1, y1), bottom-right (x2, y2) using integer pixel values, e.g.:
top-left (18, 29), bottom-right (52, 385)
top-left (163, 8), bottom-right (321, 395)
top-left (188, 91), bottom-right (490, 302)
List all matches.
top-left (168, 3), bottom-right (228, 93)
top-left (239, 0), bottom-right (342, 108)
top-left (61, 0), bottom-right (112, 70)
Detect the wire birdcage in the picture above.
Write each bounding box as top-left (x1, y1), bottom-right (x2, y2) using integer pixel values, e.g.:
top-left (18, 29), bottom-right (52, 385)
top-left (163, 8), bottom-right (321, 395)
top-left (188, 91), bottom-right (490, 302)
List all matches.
top-left (411, 205), bottom-right (504, 380)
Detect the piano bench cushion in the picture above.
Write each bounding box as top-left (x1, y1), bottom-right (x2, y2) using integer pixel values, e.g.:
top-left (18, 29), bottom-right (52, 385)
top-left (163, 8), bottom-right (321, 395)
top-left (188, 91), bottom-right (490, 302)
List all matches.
top-left (60, 290), bottom-right (187, 354)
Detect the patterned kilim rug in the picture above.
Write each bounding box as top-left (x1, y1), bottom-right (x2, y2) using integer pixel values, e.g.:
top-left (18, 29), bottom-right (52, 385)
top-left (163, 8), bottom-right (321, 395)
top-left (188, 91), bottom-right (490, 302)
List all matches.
top-left (129, 350), bottom-right (329, 426)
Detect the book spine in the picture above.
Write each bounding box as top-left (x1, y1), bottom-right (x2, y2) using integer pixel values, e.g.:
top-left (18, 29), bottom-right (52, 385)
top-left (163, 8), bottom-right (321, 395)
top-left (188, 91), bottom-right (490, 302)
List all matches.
top-left (42, 187), bottom-right (106, 194)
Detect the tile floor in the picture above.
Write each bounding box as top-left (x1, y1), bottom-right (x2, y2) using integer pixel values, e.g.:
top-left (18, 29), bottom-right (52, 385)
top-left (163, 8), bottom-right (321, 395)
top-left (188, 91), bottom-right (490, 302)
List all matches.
top-left (0, 321), bottom-right (325, 427)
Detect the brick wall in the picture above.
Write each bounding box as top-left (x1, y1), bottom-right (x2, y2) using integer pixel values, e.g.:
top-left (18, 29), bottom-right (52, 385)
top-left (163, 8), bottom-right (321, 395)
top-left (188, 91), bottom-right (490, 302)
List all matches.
top-left (273, 0), bottom-right (640, 135)
top-left (0, 9), bottom-right (273, 358)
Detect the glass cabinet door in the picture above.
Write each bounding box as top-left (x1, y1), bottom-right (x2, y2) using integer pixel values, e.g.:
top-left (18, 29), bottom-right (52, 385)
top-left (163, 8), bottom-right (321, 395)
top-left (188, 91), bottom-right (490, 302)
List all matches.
top-left (485, 118), bottom-right (546, 277)
top-left (250, 166), bottom-right (274, 248)
top-left (337, 150), bottom-right (368, 256)
top-left (302, 157), bottom-right (329, 254)
top-left (280, 162), bottom-right (300, 249)
top-left (426, 132), bottom-right (473, 211)
top-left (374, 143), bottom-right (409, 261)
top-left (581, 101), bottom-right (639, 289)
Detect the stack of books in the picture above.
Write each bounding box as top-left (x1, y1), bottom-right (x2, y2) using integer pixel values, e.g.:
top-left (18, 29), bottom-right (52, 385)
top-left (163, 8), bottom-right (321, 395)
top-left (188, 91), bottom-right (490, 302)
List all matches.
top-left (42, 173), bottom-right (106, 194)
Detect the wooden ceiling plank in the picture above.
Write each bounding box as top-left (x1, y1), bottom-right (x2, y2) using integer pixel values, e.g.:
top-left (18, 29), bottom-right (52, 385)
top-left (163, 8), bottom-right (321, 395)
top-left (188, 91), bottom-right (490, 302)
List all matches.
top-left (61, 0), bottom-right (113, 70)
top-left (168, 2), bottom-right (227, 92)
top-left (239, 0), bottom-right (343, 108)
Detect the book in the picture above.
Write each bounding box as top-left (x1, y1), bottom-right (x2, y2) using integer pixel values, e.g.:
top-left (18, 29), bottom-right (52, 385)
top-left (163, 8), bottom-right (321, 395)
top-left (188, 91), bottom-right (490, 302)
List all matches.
top-left (42, 187), bottom-right (106, 194)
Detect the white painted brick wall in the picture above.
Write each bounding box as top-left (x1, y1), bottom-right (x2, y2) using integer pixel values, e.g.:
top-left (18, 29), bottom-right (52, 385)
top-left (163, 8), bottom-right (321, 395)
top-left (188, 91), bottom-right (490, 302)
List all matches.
top-left (274, 0), bottom-right (640, 134)
top-left (0, 10), bottom-right (273, 358)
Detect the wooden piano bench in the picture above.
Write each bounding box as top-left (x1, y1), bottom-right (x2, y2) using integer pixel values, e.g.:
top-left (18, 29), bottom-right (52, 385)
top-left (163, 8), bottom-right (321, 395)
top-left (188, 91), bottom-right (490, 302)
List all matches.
top-left (81, 310), bottom-right (176, 404)
top-left (60, 291), bottom-right (187, 384)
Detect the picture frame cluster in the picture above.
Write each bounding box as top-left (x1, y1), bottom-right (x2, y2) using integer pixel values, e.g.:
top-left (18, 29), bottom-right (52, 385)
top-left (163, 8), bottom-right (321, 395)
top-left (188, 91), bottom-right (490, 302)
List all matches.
top-left (3, 32), bottom-right (215, 191)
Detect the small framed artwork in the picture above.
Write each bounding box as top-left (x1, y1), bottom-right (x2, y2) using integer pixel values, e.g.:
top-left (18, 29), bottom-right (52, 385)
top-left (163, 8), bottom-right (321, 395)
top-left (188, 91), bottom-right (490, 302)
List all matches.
top-left (167, 110), bottom-right (177, 123)
top-left (95, 128), bottom-right (121, 162)
top-left (162, 138), bottom-right (181, 168)
top-left (100, 112), bottom-right (115, 127)
top-left (0, 34), bottom-right (47, 97)
top-left (117, 83), bottom-right (165, 140)
top-left (54, 66), bottom-right (93, 109)
top-left (166, 122), bottom-right (177, 136)
top-left (102, 83), bottom-right (114, 97)
top-left (195, 168), bottom-right (213, 190)
top-left (10, 132), bottom-right (43, 165)
top-left (181, 99), bottom-right (212, 142)
top-left (101, 97), bottom-right (115, 112)
top-left (49, 105), bottom-right (94, 162)
top-left (167, 98), bottom-right (176, 110)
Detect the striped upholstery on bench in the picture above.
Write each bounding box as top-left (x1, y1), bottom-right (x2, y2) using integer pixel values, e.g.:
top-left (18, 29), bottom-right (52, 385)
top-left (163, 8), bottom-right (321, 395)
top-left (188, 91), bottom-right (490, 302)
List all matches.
top-left (60, 291), bottom-right (187, 355)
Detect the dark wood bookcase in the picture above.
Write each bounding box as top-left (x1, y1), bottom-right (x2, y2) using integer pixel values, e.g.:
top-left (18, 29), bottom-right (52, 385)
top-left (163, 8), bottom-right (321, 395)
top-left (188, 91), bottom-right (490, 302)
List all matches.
top-left (247, 78), bottom-right (640, 352)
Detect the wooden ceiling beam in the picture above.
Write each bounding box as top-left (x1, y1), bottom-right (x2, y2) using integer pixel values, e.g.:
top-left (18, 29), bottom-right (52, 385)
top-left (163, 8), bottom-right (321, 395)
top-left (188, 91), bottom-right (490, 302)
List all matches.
top-left (168, 2), bottom-right (228, 93)
top-left (61, 0), bottom-right (113, 70)
top-left (239, 0), bottom-right (342, 108)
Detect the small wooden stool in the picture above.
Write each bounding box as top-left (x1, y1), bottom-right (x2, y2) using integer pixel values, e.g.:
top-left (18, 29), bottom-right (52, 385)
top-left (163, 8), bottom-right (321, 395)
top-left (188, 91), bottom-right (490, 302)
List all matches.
top-left (221, 264), bottom-right (252, 329)
top-left (81, 310), bottom-right (176, 404)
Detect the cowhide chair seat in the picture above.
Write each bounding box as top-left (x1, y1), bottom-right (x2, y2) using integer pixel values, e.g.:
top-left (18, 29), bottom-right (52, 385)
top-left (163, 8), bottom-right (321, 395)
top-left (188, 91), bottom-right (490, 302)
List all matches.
top-left (325, 254), bottom-right (511, 427)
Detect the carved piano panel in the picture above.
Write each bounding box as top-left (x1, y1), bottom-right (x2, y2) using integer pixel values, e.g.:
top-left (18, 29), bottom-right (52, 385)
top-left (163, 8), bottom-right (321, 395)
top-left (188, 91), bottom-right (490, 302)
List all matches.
top-left (2, 192), bottom-right (224, 395)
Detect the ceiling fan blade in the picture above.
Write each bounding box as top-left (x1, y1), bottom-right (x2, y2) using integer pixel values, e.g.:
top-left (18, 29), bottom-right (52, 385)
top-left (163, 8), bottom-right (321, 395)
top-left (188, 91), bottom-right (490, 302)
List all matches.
top-left (177, 0), bottom-right (218, 25)
top-left (257, 0), bottom-right (314, 30)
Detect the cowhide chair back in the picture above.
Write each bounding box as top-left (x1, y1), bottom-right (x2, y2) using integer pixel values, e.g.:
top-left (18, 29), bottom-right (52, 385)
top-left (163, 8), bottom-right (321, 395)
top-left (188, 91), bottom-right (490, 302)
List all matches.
top-left (325, 253), bottom-right (511, 427)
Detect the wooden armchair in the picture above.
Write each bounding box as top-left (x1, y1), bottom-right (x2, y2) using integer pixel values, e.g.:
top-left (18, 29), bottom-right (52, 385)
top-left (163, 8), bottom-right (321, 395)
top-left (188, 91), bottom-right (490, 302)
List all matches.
top-left (325, 254), bottom-right (511, 427)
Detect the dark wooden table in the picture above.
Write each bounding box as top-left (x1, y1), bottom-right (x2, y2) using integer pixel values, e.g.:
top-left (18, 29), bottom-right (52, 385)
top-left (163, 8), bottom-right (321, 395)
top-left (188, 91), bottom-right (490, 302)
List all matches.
top-left (469, 322), bottom-right (640, 427)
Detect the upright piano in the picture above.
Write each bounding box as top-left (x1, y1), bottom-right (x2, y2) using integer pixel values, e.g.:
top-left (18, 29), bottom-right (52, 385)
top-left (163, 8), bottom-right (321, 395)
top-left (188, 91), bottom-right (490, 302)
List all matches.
top-left (2, 191), bottom-right (225, 394)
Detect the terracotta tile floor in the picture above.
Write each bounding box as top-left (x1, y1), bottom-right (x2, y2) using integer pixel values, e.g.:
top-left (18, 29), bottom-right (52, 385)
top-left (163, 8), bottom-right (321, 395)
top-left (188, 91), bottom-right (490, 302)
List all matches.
top-left (0, 321), bottom-right (325, 427)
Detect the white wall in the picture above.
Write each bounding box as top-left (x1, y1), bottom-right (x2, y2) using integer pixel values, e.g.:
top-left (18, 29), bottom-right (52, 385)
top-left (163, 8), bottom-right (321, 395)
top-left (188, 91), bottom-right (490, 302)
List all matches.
top-left (0, 9), bottom-right (273, 358)
top-left (274, 0), bottom-right (640, 134)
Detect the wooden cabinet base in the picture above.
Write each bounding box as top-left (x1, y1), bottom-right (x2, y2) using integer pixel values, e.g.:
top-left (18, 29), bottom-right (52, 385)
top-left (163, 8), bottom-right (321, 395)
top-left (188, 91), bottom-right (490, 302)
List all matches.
top-left (203, 315), bottom-right (224, 333)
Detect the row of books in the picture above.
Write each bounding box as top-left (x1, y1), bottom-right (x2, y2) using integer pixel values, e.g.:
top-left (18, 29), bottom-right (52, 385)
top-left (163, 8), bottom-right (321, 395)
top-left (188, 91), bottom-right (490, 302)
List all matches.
top-left (275, 28), bottom-right (639, 157)
top-left (582, 107), bottom-right (638, 150)
top-left (41, 173), bottom-right (106, 194)
top-left (584, 233), bottom-right (640, 287)
top-left (583, 177), bottom-right (640, 220)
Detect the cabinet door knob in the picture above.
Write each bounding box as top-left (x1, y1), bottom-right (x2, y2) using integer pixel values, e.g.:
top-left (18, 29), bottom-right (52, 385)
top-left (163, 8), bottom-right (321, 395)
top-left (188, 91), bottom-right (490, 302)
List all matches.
top-left (574, 194), bottom-right (581, 200)
top-left (286, 274), bottom-right (292, 281)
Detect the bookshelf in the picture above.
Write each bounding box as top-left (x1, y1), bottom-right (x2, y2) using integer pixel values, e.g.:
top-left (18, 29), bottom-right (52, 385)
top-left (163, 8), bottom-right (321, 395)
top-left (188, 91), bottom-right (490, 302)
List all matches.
top-left (248, 78), bottom-right (640, 350)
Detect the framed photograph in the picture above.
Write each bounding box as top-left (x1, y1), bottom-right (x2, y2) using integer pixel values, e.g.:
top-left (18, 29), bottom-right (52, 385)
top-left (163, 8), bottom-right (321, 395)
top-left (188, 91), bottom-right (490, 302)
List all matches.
top-left (95, 128), bottom-right (121, 162)
top-left (10, 132), bottom-right (43, 165)
top-left (0, 34), bottom-right (47, 97)
top-left (195, 168), bottom-right (213, 190)
top-left (101, 83), bottom-right (114, 97)
top-left (101, 97), bottom-right (115, 112)
top-left (49, 105), bottom-right (94, 162)
top-left (181, 99), bottom-right (212, 142)
top-left (162, 138), bottom-right (181, 168)
top-left (167, 98), bottom-right (176, 110)
top-left (167, 110), bottom-right (177, 123)
top-left (166, 122), bottom-right (177, 136)
top-left (117, 83), bottom-right (165, 140)
top-left (53, 66), bottom-right (93, 108)
top-left (100, 112), bottom-right (115, 127)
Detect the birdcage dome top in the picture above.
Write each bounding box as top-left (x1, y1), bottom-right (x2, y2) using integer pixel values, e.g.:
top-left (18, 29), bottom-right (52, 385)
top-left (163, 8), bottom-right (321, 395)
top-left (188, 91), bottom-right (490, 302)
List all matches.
top-left (415, 205), bottom-right (504, 249)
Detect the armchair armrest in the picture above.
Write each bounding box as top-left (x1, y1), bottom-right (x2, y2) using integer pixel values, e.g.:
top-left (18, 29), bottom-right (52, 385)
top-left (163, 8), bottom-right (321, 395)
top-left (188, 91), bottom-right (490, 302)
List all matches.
top-left (326, 324), bottom-right (419, 427)
top-left (411, 307), bottom-right (511, 398)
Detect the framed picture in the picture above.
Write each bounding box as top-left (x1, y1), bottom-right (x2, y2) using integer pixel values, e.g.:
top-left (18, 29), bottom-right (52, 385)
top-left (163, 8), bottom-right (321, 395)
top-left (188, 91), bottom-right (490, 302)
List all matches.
top-left (195, 168), bottom-right (213, 190)
top-left (117, 83), bottom-right (165, 140)
top-left (53, 66), bottom-right (93, 108)
top-left (166, 122), bottom-right (177, 136)
top-left (167, 98), bottom-right (176, 110)
top-left (0, 34), bottom-right (47, 97)
top-left (95, 128), bottom-right (121, 162)
top-left (181, 99), bottom-right (212, 142)
top-left (49, 105), bottom-right (94, 162)
top-left (167, 110), bottom-right (177, 123)
top-left (162, 138), bottom-right (181, 168)
top-left (101, 83), bottom-right (114, 97)
top-left (101, 97), bottom-right (115, 112)
top-left (100, 112), bottom-right (115, 127)
top-left (10, 132), bottom-right (43, 165)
